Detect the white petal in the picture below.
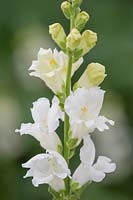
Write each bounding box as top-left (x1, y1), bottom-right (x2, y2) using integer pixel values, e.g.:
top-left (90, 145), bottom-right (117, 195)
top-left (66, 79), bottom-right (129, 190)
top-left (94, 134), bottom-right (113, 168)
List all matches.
top-left (88, 166), bottom-right (106, 182)
top-left (29, 60), bottom-right (39, 71)
top-left (94, 156), bottom-right (116, 173)
top-left (16, 123), bottom-right (61, 151)
top-left (72, 163), bottom-right (90, 187)
top-left (48, 96), bottom-right (63, 132)
top-left (47, 150), bottom-right (71, 178)
top-left (49, 177), bottom-right (65, 192)
top-left (95, 116), bottom-right (115, 132)
top-left (31, 98), bottom-right (50, 124)
top-left (71, 121), bottom-right (89, 139)
top-left (80, 135), bottom-right (95, 166)
top-left (22, 154), bottom-right (53, 186)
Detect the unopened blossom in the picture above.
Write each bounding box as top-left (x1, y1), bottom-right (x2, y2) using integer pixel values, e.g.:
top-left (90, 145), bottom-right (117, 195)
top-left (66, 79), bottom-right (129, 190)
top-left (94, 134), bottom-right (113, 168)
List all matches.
top-left (61, 1), bottom-right (72, 19)
top-left (80, 30), bottom-right (97, 56)
top-left (65, 87), bottom-right (114, 139)
top-left (49, 23), bottom-right (66, 50)
top-left (15, 97), bottom-right (63, 151)
top-left (75, 63), bottom-right (107, 89)
top-left (22, 150), bottom-right (71, 191)
top-left (72, 135), bottom-right (116, 188)
top-left (75, 11), bottom-right (90, 32)
top-left (67, 28), bottom-right (81, 50)
top-left (29, 48), bottom-right (83, 94)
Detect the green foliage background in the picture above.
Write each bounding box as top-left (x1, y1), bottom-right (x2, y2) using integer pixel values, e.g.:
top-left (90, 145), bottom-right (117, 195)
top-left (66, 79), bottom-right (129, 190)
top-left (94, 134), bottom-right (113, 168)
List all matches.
top-left (0, 0), bottom-right (132, 199)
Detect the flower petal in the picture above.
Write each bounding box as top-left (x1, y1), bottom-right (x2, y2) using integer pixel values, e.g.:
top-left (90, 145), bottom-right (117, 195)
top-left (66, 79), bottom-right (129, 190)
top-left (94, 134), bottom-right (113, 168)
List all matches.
top-left (31, 98), bottom-right (50, 124)
top-left (80, 135), bottom-right (95, 166)
top-left (88, 166), bottom-right (106, 182)
top-left (48, 96), bottom-right (63, 132)
top-left (49, 177), bottom-right (65, 192)
top-left (72, 163), bottom-right (90, 187)
top-left (15, 123), bottom-right (62, 151)
top-left (93, 156), bottom-right (116, 173)
top-left (95, 116), bottom-right (115, 132)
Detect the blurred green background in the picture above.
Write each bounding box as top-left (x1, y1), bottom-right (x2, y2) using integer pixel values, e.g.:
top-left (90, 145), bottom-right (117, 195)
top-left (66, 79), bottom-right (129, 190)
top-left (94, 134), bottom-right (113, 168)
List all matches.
top-left (0, 0), bottom-right (132, 199)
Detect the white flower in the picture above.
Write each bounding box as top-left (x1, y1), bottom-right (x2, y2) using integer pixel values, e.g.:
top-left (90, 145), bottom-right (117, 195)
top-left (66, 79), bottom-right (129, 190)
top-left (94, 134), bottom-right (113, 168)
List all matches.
top-left (65, 87), bottom-right (114, 139)
top-left (29, 48), bottom-right (83, 94)
top-left (72, 135), bottom-right (116, 188)
top-left (15, 96), bottom-right (63, 151)
top-left (22, 150), bottom-right (71, 191)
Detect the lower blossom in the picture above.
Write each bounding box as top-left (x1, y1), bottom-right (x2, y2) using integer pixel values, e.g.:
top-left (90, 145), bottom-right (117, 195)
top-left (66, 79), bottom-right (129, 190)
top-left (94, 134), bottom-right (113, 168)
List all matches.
top-left (22, 150), bottom-right (71, 191)
top-left (72, 135), bottom-right (116, 188)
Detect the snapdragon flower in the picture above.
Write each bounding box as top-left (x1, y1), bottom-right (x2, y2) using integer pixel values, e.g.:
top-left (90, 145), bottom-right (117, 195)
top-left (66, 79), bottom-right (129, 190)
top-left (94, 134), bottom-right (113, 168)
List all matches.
top-left (72, 135), bottom-right (116, 188)
top-left (29, 48), bottom-right (83, 94)
top-left (65, 87), bottom-right (114, 139)
top-left (15, 97), bottom-right (63, 151)
top-left (22, 150), bottom-right (71, 191)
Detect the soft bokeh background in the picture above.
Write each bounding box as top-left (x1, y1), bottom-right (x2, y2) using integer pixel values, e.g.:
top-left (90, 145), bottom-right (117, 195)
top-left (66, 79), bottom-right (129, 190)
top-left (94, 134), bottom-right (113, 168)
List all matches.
top-left (0, 0), bottom-right (132, 199)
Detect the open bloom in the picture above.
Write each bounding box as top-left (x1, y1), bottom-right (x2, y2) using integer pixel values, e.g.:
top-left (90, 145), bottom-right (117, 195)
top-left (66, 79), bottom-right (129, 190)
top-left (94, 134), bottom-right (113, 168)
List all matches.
top-left (15, 97), bottom-right (63, 151)
top-left (29, 48), bottom-right (83, 94)
top-left (22, 150), bottom-right (71, 191)
top-left (65, 87), bottom-right (114, 139)
top-left (72, 135), bottom-right (116, 188)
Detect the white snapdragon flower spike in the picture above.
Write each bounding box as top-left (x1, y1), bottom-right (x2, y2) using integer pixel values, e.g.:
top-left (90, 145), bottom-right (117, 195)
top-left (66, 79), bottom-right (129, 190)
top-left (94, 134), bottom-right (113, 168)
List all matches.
top-left (72, 135), bottom-right (116, 188)
top-left (15, 97), bottom-right (63, 151)
top-left (29, 48), bottom-right (83, 94)
top-left (65, 87), bottom-right (114, 139)
top-left (22, 150), bottom-right (71, 191)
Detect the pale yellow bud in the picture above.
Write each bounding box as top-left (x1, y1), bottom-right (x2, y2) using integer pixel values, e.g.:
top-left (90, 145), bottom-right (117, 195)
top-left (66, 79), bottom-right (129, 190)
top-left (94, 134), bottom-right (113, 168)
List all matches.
top-left (67, 28), bottom-right (81, 50)
top-left (49, 23), bottom-right (66, 50)
top-left (76, 63), bottom-right (107, 89)
top-left (80, 30), bottom-right (97, 56)
top-left (75, 11), bottom-right (90, 31)
top-left (61, 1), bottom-right (72, 19)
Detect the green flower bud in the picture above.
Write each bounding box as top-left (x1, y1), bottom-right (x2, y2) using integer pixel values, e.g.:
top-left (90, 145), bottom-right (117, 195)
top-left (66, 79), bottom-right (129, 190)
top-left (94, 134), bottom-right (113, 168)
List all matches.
top-left (61, 1), bottom-right (72, 19)
top-left (72, 0), bottom-right (83, 6)
top-left (76, 63), bottom-right (107, 89)
top-left (75, 11), bottom-right (90, 31)
top-left (49, 23), bottom-right (66, 50)
top-left (67, 28), bottom-right (81, 50)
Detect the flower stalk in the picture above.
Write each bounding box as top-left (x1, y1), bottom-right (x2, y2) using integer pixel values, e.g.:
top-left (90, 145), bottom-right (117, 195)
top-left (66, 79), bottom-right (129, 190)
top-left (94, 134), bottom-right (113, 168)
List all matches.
top-left (16, 0), bottom-right (116, 200)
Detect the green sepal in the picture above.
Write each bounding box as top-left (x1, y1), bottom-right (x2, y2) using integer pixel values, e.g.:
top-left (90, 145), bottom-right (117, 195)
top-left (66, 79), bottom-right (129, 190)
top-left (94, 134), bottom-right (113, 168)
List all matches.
top-left (48, 187), bottom-right (65, 200)
top-left (69, 149), bottom-right (76, 159)
top-left (56, 82), bottom-right (66, 111)
top-left (73, 48), bottom-right (83, 62)
top-left (67, 138), bottom-right (79, 149)
top-left (70, 181), bottom-right (92, 199)
top-left (73, 82), bottom-right (79, 91)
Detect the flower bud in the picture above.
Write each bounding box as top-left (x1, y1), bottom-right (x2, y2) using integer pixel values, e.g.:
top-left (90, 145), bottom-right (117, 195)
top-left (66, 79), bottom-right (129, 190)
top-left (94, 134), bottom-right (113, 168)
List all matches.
top-left (75, 11), bottom-right (90, 31)
top-left (80, 30), bottom-right (97, 56)
top-left (75, 63), bottom-right (107, 89)
top-left (72, 0), bottom-right (82, 6)
top-left (49, 23), bottom-right (66, 50)
top-left (61, 1), bottom-right (72, 19)
top-left (67, 28), bottom-right (81, 50)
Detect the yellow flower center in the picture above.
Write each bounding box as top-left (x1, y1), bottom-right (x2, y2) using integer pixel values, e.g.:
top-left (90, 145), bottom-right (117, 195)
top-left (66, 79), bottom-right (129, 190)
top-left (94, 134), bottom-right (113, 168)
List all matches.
top-left (50, 57), bottom-right (57, 65)
top-left (81, 106), bottom-right (88, 113)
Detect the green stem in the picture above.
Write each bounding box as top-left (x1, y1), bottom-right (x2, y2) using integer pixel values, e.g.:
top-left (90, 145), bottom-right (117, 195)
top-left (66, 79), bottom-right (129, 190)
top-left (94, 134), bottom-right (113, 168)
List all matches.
top-left (64, 50), bottom-right (72, 194)
top-left (64, 1), bottom-right (76, 195)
